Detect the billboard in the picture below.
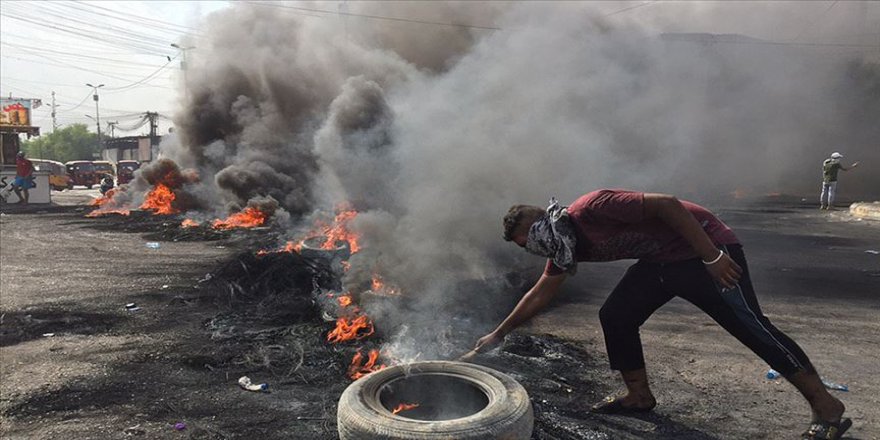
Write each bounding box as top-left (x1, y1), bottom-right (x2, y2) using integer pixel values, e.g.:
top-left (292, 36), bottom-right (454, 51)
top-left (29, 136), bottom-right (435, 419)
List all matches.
top-left (1, 99), bottom-right (32, 127)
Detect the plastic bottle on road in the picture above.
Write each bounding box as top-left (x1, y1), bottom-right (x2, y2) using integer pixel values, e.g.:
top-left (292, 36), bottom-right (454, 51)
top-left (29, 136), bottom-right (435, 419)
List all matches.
top-left (145, 242), bottom-right (161, 249)
top-left (821, 379), bottom-right (849, 392)
top-left (766, 369), bottom-right (849, 391)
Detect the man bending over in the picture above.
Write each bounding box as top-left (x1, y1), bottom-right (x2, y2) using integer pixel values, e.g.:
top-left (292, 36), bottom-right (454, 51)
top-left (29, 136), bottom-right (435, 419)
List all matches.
top-left (471, 189), bottom-right (849, 440)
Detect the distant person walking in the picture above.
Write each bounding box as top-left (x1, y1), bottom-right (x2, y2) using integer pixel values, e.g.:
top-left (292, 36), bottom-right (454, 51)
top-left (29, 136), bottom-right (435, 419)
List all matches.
top-left (820, 152), bottom-right (858, 210)
top-left (11, 151), bottom-right (35, 205)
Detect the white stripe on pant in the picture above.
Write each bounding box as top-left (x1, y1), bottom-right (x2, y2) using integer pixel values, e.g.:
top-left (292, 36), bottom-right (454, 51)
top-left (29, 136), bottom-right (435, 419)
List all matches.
top-left (820, 181), bottom-right (837, 207)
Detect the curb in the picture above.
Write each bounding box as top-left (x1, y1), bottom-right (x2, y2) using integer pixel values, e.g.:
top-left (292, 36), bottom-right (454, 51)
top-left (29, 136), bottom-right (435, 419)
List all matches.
top-left (849, 202), bottom-right (880, 220)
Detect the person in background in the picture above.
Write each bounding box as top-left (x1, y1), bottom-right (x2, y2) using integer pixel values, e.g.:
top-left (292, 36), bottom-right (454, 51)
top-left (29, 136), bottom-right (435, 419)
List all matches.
top-left (100, 173), bottom-right (115, 196)
top-left (12, 151), bottom-right (35, 205)
top-left (820, 152), bottom-right (858, 210)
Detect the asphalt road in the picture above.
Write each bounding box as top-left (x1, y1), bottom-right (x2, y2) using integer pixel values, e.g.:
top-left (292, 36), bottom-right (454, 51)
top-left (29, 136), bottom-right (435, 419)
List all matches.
top-left (1, 189), bottom-right (878, 439)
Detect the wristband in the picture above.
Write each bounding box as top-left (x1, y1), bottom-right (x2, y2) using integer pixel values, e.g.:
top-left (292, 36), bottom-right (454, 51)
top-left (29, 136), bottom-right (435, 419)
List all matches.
top-left (702, 250), bottom-right (724, 265)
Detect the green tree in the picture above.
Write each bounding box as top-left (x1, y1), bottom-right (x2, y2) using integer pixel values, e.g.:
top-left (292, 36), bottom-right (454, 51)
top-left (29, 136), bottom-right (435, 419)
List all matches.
top-left (22, 124), bottom-right (100, 162)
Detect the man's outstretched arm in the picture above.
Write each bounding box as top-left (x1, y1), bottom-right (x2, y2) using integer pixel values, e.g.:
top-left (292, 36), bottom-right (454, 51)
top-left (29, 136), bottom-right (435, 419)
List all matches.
top-left (643, 193), bottom-right (742, 288)
top-left (840, 161), bottom-right (859, 171)
top-left (472, 273), bottom-right (567, 352)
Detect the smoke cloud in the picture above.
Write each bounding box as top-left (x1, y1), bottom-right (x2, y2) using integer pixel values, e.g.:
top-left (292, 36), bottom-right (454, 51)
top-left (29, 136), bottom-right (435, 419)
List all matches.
top-left (168, 1), bottom-right (880, 354)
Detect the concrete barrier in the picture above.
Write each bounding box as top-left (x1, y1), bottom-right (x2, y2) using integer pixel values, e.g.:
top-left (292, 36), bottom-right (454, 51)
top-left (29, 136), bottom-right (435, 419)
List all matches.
top-left (849, 202), bottom-right (880, 220)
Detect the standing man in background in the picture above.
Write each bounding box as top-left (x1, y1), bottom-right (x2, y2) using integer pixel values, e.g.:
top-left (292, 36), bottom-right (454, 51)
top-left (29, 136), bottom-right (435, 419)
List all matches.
top-left (820, 152), bottom-right (858, 210)
top-left (11, 151), bottom-right (35, 205)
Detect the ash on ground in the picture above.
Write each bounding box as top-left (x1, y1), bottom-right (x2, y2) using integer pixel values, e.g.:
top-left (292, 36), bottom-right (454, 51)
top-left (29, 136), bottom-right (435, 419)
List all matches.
top-left (199, 247), bottom-right (718, 439)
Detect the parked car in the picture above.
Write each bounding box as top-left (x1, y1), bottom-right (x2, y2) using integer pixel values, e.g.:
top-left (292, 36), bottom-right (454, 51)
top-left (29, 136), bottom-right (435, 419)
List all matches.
top-left (65, 160), bottom-right (98, 189)
top-left (32, 159), bottom-right (72, 191)
top-left (117, 160), bottom-right (140, 185)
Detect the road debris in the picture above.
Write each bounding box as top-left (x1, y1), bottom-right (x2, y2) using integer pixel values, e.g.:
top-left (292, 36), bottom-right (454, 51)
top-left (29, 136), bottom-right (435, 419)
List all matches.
top-left (238, 376), bottom-right (269, 392)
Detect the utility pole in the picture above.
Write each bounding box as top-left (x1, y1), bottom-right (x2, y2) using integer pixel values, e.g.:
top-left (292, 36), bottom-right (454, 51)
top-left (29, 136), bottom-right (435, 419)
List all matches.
top-left (86, 83), bottom-right (104, 151)
top-left (107, 121), bottom-right (118, 138)
top-left (170, 43), bottom-right (195, 95)
top-left (145, 111), bottom-right (159, 160)
top-left (50, 91), bottom-right (58, 132)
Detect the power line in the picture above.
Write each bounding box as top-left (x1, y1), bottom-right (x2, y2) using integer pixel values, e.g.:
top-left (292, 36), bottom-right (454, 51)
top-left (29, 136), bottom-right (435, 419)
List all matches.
top-left (2, 51), bottom-right (175, 88)
top-left (1, 40), bottom-right (177, 69)
top-left (57, 1), bottom-right (205, 36)
top-left (603, 1), bottom-right (659, 17)
top-left (103, 55), bottom-right (177, 92)
top-left (248, 2), bottom-right (501, 31)
top-left (1, 7), bottom-right (172, 56)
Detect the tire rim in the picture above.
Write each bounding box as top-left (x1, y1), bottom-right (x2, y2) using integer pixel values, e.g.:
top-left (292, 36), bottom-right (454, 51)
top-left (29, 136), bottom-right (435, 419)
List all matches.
top-left (359, 363), bottom-right (506, 424)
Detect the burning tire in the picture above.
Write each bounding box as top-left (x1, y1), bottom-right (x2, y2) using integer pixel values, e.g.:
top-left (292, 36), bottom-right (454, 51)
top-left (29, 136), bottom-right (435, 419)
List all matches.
top-left (337, 361), bottom-right (533, 440)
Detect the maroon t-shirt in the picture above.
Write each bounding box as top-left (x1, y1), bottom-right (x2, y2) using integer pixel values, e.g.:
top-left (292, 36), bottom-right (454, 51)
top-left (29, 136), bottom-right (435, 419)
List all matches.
top-left (16, 157), bottom-right (34, 177)
top-left (544, 189), bottom-right (739, 275)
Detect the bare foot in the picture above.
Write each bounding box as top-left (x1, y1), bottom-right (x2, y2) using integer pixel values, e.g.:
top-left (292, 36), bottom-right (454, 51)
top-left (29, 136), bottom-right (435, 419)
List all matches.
top-left (813, 396), bottom-right (845, 423)
top-left (617, 392), bottom-right (656, 409)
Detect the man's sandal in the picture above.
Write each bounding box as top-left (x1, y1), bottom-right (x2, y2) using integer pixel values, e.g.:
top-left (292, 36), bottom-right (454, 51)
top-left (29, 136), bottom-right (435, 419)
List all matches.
top-left (802, 418), bottom-right (852, 440)
top-left (589, 396), bottom-right (656, 415)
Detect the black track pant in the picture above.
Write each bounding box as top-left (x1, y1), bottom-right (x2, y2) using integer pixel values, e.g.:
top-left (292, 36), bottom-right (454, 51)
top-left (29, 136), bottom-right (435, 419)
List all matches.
top-left (599, 244), bottom-right (814, 376)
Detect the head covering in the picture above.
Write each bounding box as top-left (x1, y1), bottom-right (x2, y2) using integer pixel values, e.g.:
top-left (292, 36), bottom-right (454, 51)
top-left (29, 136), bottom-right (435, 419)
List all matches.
top-left (830, 152), bottom-right (843, 159)
top-left (524, 197), bottom-right (578, 275)
top-left (16, 151), bottom-right (25, 157)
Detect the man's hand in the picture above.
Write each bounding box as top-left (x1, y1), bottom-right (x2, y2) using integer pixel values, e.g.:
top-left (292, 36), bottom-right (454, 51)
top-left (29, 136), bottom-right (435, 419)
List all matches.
top-left (851, 161), bottom-right (859, 168)
top-left (473, 331), bottom-right (504, 353)
top-left (704, 252), bottom-right (743, 289)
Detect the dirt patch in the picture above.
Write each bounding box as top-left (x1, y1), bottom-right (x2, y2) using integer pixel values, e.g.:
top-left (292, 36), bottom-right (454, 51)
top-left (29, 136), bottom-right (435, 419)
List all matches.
top-left (0, 306), bottom-right (121, 346)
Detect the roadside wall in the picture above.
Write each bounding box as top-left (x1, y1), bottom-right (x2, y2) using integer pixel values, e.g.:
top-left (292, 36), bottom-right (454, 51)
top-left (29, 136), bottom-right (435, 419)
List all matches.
top-left (0, 169), bottom-right (51, 204)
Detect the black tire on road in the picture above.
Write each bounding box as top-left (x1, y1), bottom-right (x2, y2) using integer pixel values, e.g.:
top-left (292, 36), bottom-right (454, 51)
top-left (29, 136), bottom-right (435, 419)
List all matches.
top-left (337, 361), bottom-right (533, 440)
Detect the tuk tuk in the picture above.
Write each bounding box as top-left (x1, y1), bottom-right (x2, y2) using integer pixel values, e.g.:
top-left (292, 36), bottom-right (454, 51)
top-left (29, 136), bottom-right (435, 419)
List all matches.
top-left (65, 161), bottom-right (98, 189)
top-left (93, 161), bottom-right (115, 178)
top-left (117, 160), bottom-right (140, 185)
top-left (33, 159), bottom-right (72, 190)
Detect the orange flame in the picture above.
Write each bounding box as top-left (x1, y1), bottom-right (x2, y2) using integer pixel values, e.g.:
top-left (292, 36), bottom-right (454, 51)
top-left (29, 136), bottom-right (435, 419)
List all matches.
top-left (87, 188), bottom-right (131, 217)
top-left (181, 219), bottom-right (200, 228)
top-left (212, 206), bottom-right (267, 230)
top-left (319, 208), bottom-right (360, 253)
top-left (348, 349), bottom-right (385, 380)
top-left (392, 403), bottom-right (420, 415)
top-left (338, 295), bottom-right (352, 308)
top-left (255, 240), bottom-right (302, 257)
top-left (140, 183), bottom-right (178, 215)
top-left (90, 188), bottom-right (117, 206)
top-left (86, 208), bottom-right (131, 218)
top-left (327, 315), bottom-right (374, 343)
top-left (371, 273), bottom-right (401, 295)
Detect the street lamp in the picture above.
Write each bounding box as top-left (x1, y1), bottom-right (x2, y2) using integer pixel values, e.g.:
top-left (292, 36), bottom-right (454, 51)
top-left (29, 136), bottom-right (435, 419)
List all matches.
top-left (85, 83), bottom-right (104, 151)
top-left (171, 43), bottom-right (195, 94)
